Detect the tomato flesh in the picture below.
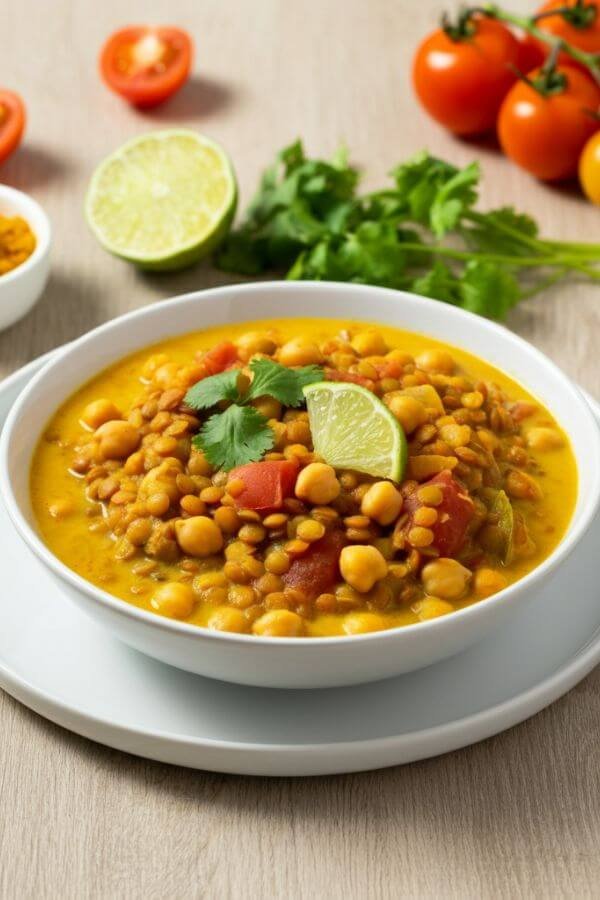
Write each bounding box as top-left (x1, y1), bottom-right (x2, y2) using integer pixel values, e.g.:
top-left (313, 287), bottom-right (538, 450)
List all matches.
top-left (229, 460), bottom-right (299, 511)
top-left (325, 368), bottom-right (374, 390)
top-left (283, 530), bottom-right (347, 599)
top-left (412, 16), bottom-right (520, 135)
top-left (0, 91), bottom-right (25, 165)
top-left (203, 342), bottom-right (239, 375)
top-left (404, 470), bottom-right (474, 557)
top-left (100, 26), bottom-right (193, 107)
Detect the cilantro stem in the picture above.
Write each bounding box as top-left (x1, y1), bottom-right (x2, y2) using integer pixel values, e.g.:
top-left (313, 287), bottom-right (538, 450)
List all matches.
top-left (518, 268), bottom-right (571, 300)
top-left (399, 241), bottom-right (600, 277)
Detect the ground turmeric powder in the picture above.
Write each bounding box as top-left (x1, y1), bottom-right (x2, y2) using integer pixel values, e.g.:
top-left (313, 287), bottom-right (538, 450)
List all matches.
top-left (0, 215), bottom-right (36, 276)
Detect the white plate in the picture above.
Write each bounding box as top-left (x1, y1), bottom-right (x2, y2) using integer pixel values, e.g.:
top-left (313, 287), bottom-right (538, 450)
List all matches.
top-left (1, 352), bottom-right (599, 776)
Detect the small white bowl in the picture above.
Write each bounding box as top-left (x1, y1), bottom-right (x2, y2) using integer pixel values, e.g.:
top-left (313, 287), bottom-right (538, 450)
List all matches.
top-left (0, 184), bottom-right (51, 331)
top-left (1, 282), bottom-right (600, 689)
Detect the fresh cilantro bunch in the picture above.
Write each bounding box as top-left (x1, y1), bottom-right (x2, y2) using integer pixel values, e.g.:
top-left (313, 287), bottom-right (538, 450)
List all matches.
top-left (216, 142), bottom-right (600, 321)
top-left (184, 357), bottom-right (323, 469)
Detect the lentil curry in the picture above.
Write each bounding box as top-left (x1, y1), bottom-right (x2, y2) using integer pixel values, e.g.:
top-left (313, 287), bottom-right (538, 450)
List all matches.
top-left (31, 318), bottom-right (577, 638)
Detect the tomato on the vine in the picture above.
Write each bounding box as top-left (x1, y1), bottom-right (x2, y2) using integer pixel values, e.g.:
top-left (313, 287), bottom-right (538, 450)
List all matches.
top-left (515, 32), bottom-right (546, 73)
top-left (100, 26), bottom-right (193, 108)
top-left (0, 91), bottom-right (25, 164)
top-left (534, 0), bottom-right (600, 54)
top-left (498, 64), bottom-right (600, 180)
top-left (412, 13), bottom-right (521, 135)
top-left (579, 131), bottom-right (600, 202)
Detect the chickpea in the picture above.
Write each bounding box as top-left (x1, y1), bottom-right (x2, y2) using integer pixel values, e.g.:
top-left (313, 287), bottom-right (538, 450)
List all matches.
top-left (343, 612), bottom-right (387, 635)
top-left (236, 331), bottom-right (277, 361)
top-left (295, 463), bottom-right (340, 505)
top-left (207, 607), bottom-right (249, 633)
top-left (416, 349), bottom-right (455, 375)
top-left (252, 397), bottom-right (282, 420)
top-left (252, 609), bottom-right (305, 637)
top-left (351, 330), bottom-right (387, 357)
top-left (228, 585), bottom-right (257, 609)
top-left (146, 492), bottom-right (171, 517)
top-left (278, 338), bottom-right (323, 368)
top-left (439, 423), bottom-right (472, 448)
top-left (81, 399), bottom-right (121, 430)
top-left (361, 481), bottom-right (403, 526)
top-left (474, 567), bottom-right (507, 598)
top-left (526, 427), bottom-right (564, 452)
top-left (151, 582), bottom-right (195, 619)
top-left (340, 545), bottom-right (388, 593)
top-left (95, 420), bottom-right (140, 460)
top-left (414, 597), bottom-right (454, 621)
top-left (175, 516), bottom-right (223, 557)
top-left (48, 498), bottom-right (74, 519)
top-left (421, 558), bottom-right (471, 600)
top-left (387, 395), bottom-right (427, 434)
top-left (188, 450), bottom-right (213, 477)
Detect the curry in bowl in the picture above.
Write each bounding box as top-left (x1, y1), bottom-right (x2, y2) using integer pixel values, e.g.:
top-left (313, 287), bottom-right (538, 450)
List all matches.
top-left (31, 318), bottom-right (577, 638)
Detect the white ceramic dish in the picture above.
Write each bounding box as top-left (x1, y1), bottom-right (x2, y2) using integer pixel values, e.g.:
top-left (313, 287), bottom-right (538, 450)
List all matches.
top-left (1, 354), bottom-right (599, 775)
top-left (1, 282), bottom-right (599, 689)
top-left (0, 184), bottom-right (51, 331)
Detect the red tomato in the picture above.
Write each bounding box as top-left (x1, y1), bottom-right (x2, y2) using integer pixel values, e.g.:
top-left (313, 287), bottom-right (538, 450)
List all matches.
top-left (203, 342), bottom-right (239, 375)
top-left (412, 15), bottom-right (521, 135)
top-left (405, 470), bottom-right (474, 557)
top-left (229, 460), bottom-right (299, 512)
top-left (534, 0), bottom-right (600, 55)
top-left (283, 530), bottom-right (346, 599)
top-left (515, 32), bottom-right (547, 72)
top-left (0, 91), bottom-right (25, 164)
top-left (99, 26), bottom-right (193, 107)
top-left (498, 65), bottom-right (600, 180)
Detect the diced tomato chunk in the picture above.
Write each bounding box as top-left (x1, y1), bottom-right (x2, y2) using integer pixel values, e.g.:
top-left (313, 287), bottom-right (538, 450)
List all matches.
top-left (229, 459), bottom-right (299, 511)
top-left (404, 470), bottom-right (474, 556)
top-left (203, 341), bottom-right (239, 375)
top-left (283, 529), bottom-right (346, 599)
top-left (325, 368), bottom-right (374, 390)
top-left (377, 359), bottom-right (404, 379)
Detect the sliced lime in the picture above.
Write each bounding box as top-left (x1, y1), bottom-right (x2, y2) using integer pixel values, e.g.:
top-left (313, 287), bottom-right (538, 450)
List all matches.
top-left (85, 129), bottom-right (237, 271)
top-left (303, 381), bottom-right (407, 482)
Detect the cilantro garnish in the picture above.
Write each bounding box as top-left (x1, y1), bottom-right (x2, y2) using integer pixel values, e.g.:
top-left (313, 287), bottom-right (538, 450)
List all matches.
top-left (185, 358), bottom-right (324, 469)
top-left (215, 141), bottom-right (600, 321)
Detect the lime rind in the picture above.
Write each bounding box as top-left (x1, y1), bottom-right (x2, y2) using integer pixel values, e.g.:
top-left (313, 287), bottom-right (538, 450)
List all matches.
top-left (303, 381), bottom-right (407, 482)
top-left (85, 129), bottom-right (237, 271)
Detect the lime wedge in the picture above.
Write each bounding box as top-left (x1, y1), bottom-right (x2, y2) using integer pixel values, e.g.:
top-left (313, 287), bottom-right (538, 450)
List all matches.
top-left (303, 381), bottom-right (407, 482)
top-left (85, 130), bottom-right (237, 271)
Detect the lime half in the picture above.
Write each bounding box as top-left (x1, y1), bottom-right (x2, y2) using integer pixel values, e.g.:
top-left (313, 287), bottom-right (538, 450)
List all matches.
top-left (303, 382), bottom-right (407, 482)
top-left (85, 130), bottom-right (237, 270)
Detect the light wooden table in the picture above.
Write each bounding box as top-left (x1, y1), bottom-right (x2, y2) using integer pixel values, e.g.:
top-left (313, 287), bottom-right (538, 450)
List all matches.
top-left (2, 1), bottom-right (599, 896)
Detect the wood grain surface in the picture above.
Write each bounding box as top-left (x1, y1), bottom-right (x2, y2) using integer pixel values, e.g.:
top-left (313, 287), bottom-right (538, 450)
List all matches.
top-left (1, 1), bottom-right (599, 897)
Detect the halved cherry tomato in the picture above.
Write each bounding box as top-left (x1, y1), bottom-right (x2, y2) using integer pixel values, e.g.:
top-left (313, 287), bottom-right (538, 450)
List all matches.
top-left (0, 91), bottom-right (25, 165)
top-left (404, 470), bottom-right (474, 557)
top-left (498, 65), bottom-right (600, 180)
top-left (534, 0), bottom-right (600, 56)
top-left (202, 341), bottom-right (239, 375)
top-left (412, 14), bottom-right (521, 135)
top-left (229, 460), bottom-right (299, 511)
top-left (99, 26), bottom-right (193, 108)
top-left (283, 529), bottom-right (346, 599)
top-left (579, 130), bottom-right (600, 202)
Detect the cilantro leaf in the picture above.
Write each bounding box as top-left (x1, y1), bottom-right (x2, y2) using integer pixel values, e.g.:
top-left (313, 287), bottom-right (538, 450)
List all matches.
top-left (246, 358), bottom-right (324, 406)
top-left (193, 406), bottom-right (275, 469)
top-left (458, 261), bottom-right (521, 321)
top-left (429, 162), bottom-right (479, 238)
top-left (184, 369), bottom-right (242, 410)
top-left (412, 262), bottom-right (461, 306)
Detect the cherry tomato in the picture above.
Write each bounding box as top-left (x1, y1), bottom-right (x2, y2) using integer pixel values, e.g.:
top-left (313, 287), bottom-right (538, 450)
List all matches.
top-left (0, 91), bottom-right (25, 164)
top-left (228, 460), bottom-right (299, 512)
top-left (412, 15), bottom-right (521, 135)
top-left (515, 32), bottom-right (546, 73)
top-left (100, 26), bottom-right (193, 107)
top-left (202, 341), bottom-right (239, 375)
top-left (498, 65), bottom-right (600, 180)
top-left (579, 131), bottom-right (600, 202)
top-left (534, 0), bottom-right (600, 55)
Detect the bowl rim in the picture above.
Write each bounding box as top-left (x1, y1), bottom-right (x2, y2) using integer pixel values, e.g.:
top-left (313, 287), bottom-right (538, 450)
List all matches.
top-left (0, 183), bottom-right (52, 286)
top-left (2, 280), bottom-right (599, 647)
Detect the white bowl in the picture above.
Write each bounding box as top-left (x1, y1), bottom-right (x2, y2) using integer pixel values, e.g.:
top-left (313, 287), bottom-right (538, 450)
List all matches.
top-left (1, 282), bottom-right (599, 689)
top-left (0, 184), bottom-right (51, 331)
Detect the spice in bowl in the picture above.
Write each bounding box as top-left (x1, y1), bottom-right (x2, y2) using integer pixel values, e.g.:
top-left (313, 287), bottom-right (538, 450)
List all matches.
top-left (0, 214), bottom-right (36, 276)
